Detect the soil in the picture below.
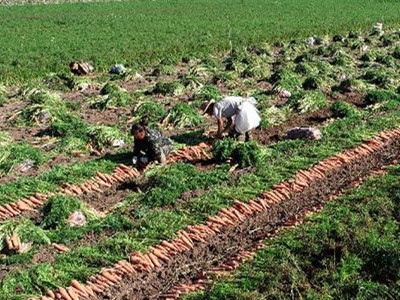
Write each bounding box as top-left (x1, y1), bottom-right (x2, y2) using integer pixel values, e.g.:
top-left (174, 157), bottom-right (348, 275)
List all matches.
top-left (253, 108), bottom-right (334, 144)
top-left (96, 129), bottom-right (400, 300)
top-left (329, 92), bottom-right (365, 107)
top-left (80, 183), bottom-right (131, 213)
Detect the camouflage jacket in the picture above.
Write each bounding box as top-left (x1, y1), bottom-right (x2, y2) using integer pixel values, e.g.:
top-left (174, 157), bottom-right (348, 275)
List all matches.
top-left (132, 128), bottom-right (174, 162)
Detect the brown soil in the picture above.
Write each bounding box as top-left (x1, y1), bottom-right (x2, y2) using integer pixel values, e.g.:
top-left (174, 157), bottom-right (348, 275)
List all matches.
top-left (96, 130), bottom-right (400, 300)
top-left (253, 108), bottom-right (334, 144)
top-left (80, 184), bottom-right (131, 213)
top-left (330, 92), bottom-right (365, 107)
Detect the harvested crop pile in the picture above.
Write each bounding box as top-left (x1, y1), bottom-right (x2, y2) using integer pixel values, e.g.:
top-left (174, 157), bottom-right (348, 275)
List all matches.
top-left (213, 139), bottom-right (264, 168)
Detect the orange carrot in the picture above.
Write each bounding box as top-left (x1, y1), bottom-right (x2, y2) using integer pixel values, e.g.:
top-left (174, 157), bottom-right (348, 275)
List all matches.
top-left (59, 287), bottom-right (73, 300)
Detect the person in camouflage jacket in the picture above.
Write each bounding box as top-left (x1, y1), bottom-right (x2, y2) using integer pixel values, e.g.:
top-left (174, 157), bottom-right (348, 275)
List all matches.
top-left (131, 124), bottom-right (174, 165)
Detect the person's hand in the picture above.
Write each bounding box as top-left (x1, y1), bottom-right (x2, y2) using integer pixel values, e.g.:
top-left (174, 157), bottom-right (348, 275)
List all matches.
top-left (132, 156), bottom-right (138, 165)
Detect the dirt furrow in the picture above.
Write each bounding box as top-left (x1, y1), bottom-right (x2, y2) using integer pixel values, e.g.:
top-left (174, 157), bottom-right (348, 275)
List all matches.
top-left (159, 158), bottom-right (398, 299)
top-left (37, 126), bottom-right (400, 300)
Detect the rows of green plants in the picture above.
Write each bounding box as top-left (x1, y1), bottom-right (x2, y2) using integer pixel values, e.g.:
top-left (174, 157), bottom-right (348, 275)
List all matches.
top-left (2, 22), bottom-right (400, 182)
top-left (1, 0), bottom-right (400, 82)
top-left (184, 165), bottom-right (400, 300)
top-left (2, 95), bottom-right (400, 299)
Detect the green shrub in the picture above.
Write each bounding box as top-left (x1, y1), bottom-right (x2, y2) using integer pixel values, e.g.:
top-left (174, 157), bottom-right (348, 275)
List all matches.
top-left (86, 125), bottom-right (127, 148)
top-left (393, 46), bottom-right (400, 59)
top-left (152, 64), bottom-right (175, 76)
top-left (213, 139), bottom-right (264, 168)
top-left (295, 62), bottom-right (313, 75)
top-left (50, 113), bottom-right (88, 137)
top-left (331, 50), bottom-right (352, 66)
top-left (364, 90), bottom-right (399, 105)
top-left (302, 76), bottom-right (322, 90)
top-left (330, 101), bottom-right (359, 118)
top-left (193, 85), bottom-right (220, 101)
top-left (260, 105), bottom-right (292, 128)
top-left (42, 196), bottom-right (86, 229)
top-left (133, 101), bottom-right (166, 127)
top-left (92, 82), bottom-right (133, 109)
top-left (360, 51), bottom-right (378, 62)
top-left (291, 91), bottom-right (328, 113)
top-left (363, 69), bottom-right (391, 88)
top-left (141, 163), bottom-right (230, 207)
top-left (164, 103), bottom-right (204, 128)
top-left (153, 81), bottom-right (185, 96)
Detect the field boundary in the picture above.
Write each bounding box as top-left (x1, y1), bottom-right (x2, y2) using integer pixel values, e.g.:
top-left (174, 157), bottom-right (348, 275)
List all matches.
top-left (36, 126), bottom-right (400, 300)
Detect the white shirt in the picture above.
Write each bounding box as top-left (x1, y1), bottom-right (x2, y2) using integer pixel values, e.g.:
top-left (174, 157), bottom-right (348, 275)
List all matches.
top-left (213, 96), bottom-right (252, 119)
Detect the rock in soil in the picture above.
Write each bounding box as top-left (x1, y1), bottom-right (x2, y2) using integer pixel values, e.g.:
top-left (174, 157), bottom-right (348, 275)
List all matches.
top-left (284, 127), bottom-right (322, 140)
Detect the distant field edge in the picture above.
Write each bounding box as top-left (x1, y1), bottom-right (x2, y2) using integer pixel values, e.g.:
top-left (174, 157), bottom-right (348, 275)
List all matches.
top-left (1, 0), bottom-right (400, 83)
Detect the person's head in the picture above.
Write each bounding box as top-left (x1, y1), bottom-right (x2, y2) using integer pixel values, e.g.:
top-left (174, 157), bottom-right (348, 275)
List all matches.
top-left (203, 100), bottom-right (216, 116)
top-left (131, 123), bottom-right (146, 140)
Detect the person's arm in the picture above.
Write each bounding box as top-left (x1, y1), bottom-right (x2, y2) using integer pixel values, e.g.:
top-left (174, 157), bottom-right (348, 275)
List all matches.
top-left (217, 117), bottom-right (224, 138)
top-left (226, 117), bottom-right (234, 132)
top-left (132, 141), bottom-right (141, 157)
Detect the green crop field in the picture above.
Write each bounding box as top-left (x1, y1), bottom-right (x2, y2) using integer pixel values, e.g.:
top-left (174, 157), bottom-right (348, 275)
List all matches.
top-left (1, 1), bottom-right (400, 299)
top-left (1, 0), bottom-right (400, 83)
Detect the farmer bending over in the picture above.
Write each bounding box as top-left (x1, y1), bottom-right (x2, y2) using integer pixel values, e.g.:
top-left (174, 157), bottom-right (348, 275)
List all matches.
top-left (131, 124), bottom-right (174, 166)
top-left (205, 96), bottom-right (261, 141)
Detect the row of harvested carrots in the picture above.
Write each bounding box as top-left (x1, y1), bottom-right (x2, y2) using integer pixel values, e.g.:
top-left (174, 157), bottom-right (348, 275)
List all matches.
top-left (62, 164), bottom-right (140, 196)
top-left (29, 127), bottom-right (400, 300)
top-left (2, 144), bottom-right (212, 222)
top-left (166, 142), bottom-right (212, 163)
top-left (0, 164), bottom-right (138, 221)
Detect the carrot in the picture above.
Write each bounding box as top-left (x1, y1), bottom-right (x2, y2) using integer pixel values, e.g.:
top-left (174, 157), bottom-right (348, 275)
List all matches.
top-left (0, 206), bottom-right (11, 217)
top-left (82, 284), bottom-right (95, 297)
top-left (96, 172), bottom-right (108, 182)
top-left (4, 204), bottom-right (18, 215)
top-left (174, 240), bottom-right (190, 251)
top-left (46, 290), bottom-right (56, 298)
top-left (53, 243), bottom-right (70, 252)
top-left (79, 184), bottom-right (90, 194)
top-left (59, 287), bottom-right (73, 300)
top-left (188, 233), bottom-right (206, 243)
top-left (85, 282), bottom-right (102, 294)
top-left (66, 288), bottom-right (79, 300)
top-left (11, 232), bottom-right (20, 249)
top-left (70, 280), bottom-right (87, 297)
top-left (96, 180), bottom-right (112, 188)
top-left (113, 174), bottom-right (125, 182)
top-left (117, 262), bottom-right (135, 274)
top-left (249, 200), bottom-right (264, 211)
top-left (153, 249), bottom-right (170, 262)
top-left (160, 241), bottom-right (178, 252)
top-left (101, 271), bottom-right (120, 284)
top-left (5, 236), bottom-right (13, 250)
top-left (16, 200), bottom-right (34, 211)
top-left (220, 208), bottom-right (239, 221)
top-left (148, 253), bottom-right (162, 268)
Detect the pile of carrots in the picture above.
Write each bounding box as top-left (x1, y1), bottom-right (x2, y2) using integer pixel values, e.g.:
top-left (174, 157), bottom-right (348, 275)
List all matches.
top-left (24, 127), bottom-right (400, 300)
top-left (62, 164), bottom-right (140, 196)
top-left (166, 142), bottom-right (212, 163)
top-left (4, 232), bottom-right (31, 254)
top-left (0, 192), bottom-right (49, 219)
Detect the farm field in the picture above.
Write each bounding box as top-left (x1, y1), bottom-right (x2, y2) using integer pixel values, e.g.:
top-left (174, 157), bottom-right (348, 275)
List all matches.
top-left (182, 163), bottom-right (400, 300)
top-left (1, 1), bottom-right (400, 300)
top-left (2, 0), bottom-right (400, 82)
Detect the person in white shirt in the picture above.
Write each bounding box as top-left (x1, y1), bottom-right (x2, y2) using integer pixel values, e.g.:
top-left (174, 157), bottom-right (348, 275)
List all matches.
top-left (204, 96), bottom-right (261, 141)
